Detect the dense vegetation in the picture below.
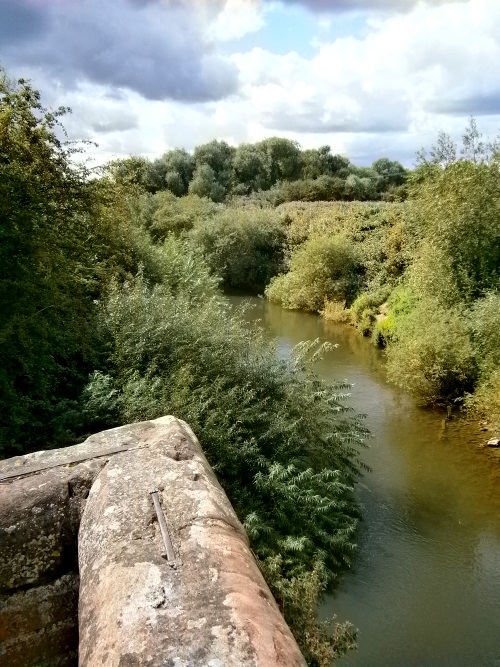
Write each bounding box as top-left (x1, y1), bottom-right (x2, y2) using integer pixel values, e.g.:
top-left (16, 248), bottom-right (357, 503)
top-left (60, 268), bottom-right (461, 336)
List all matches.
top-left (0, 74), bottom-right (368, 665)
top-left (109, 137), bottom-right (408, 204)
top-left (265, 123), bottom-right (500, 429)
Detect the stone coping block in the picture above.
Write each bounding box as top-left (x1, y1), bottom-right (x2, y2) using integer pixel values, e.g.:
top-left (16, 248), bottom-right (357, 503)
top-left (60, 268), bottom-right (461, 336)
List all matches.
top-left (0, 417), bottom-right (306, 667)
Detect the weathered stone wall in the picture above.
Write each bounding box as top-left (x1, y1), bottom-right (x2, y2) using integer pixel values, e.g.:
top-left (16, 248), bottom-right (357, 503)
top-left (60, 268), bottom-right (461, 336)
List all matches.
top-left (0, 417), bottom-right (306, 667)
top-left (0, 458), bottom-right (105, 667)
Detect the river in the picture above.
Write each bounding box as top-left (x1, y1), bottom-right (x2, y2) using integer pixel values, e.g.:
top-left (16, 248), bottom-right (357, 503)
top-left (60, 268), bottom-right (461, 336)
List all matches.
top-left (227, 294), bottom-right (500, 667)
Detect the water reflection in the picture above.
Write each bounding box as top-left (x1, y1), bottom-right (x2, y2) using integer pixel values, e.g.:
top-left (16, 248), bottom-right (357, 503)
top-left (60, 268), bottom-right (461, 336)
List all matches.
top-left (228, 295), bottom-right (500, 667)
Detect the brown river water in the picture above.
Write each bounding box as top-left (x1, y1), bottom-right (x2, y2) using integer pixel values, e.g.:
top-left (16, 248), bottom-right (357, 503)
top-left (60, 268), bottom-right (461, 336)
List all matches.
top-left (227, 294), bottom-right (500, 667)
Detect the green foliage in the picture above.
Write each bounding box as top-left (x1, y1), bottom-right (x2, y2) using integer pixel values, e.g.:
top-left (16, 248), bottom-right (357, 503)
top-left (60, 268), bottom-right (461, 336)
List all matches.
top-left (266, 234), bottom-right (361, 312)
top-left (149, 191), bottom-right (219, 241)
top-left (469, 292), bottom-right (500, 376)
top-left (0, 72), bottom-right (368, 662)
top-left (232, 142), bottom-right (271, 193)
top-left (107, 156), bottom-right (161, 193)
top-left (408, 160), bottom-right (500, 301)
top-left (260, 557), bottom-right (357, 667)
top-left (371, 157), bottom-right (407, 190)
top-left (188, 206), bottom-right (285, 291)
top-left (371, 285), bottom-right (414, 346)
top-left (258, 137), bottom-right (303, 184)
top-left (465, 370), bottom-right (500, 432)
top-left (155, 147), bottom-right (194, 196)
top-left (192, 139), bottom-right (234, 200)
top-left (350, 293), bottom-right (380, 336)
top-left (386, 298), bottom-right (476, 405)
top-left (301, 146), bottom-right (349, 181)
top-left (0, 73), bottom-right (99, 455)
top-left (465, 293), bottom-right (500, 429)
top-left (188, 163), bottom-right (226, 202)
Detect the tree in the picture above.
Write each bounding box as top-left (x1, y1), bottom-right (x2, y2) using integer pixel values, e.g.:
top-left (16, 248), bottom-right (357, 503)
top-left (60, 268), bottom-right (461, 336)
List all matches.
top-left (107, 156), bottom-right (160, 193)
top-left (188, 163), bottom-right (226, 202)
top-left (193, 140), bottom-right (235, 199)
top-left (371, 157), bottom-right (407, 189)
top-left (232, 143), bottom-right (270, 193)
top-left (0, 72), bottom-right (97, 454)
top-left (410, 159), bottom-right (500, 300)
top-left (258, 137), bottom-right (303, 184)
top-left (461, 116), bottom-right (487, 163)
top-left (155, 148), bottom-right (194, 196)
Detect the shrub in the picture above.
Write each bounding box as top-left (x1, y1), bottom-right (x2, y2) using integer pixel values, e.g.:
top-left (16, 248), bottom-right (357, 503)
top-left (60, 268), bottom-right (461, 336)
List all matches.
top-left (408, 160), bottom-right (500, 300)
top-left (322, 300), bottom-right (352, 324)
top-left (465, 370), bottom-right (500, 432)
top-left (149, 192), bottom-right (219, 241)
top-left (372, 285), bottom-right (415, 346)
top-left (266, 235), bottom-right (361, 312)
top-left (189, 207), bottom-right (286, 291)
top-left (386, 298), bottom-right (476, 405)
top-left (469, 292), bottom-right (500, 377)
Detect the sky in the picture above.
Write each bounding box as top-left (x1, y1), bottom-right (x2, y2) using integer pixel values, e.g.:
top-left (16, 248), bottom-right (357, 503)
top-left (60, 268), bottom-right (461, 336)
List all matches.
top-left (1, 0), bottom-right (499, 167)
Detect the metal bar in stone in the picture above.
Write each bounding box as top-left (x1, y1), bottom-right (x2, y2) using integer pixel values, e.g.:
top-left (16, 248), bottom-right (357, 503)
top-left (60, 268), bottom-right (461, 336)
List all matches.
top-left (150, 490), bottom-right (176, 562)
top-left (0, 445), bottom-right (142, 483)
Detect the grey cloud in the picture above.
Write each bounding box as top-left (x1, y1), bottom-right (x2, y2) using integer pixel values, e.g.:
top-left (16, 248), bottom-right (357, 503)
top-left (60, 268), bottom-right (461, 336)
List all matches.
top-left (429, 93), bottom-right (500, 117)
top-left (266, 0), bottom-right (468, 13)
top-left (0, 0), bottom-right (238, 102)
top-left (261, 87), bottom-right (409, 134)
top-left (266, 110), bottom-right (408, 133)
top-left (0, 0), bottom-right (48, 45)
top-left (90, 115), bottom-right (138, 134)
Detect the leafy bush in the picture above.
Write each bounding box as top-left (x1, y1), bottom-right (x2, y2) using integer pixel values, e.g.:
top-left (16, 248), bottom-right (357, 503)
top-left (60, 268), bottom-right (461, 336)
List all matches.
top-left (149, 192), bottom-right (219, 241)
top-left (469, 292), bottom-right (500, 377)
top-left (465, 293), bottom-right (500, 430)
top-left (189, 207), bottom-right (286, 291)
top-left (261, 557), bottom-right (357, 667)
top-left (0, 74), bottom-right (99, 456)
top-left (322, 300), bottom-right (352, 324)
top-left (386, 298), bottom-right (476, 405)
top-left (408, 160), bottom-right (500, 301)
top-left (371, 285), bottom-right (415, 346)
top-left (465, 370), bottom-right (500, 432)
top-left (266, 234), bottom-right (361, 312)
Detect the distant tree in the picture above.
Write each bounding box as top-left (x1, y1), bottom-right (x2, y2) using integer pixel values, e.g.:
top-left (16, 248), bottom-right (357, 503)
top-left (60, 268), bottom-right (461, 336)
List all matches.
top-left (188, 163), bottom-right (226, 202)
top-left (329, 153), bottom-right (351, 176)
top-left (155, 148), bottom-right (194, 196)
top-left (344, 174), bottom-right (366, 200)
top-left (371, 158), bottom-right (407, 189)
top-left (193, 140), bottom-right (235, 199)
top-left (232, 143), bottom-right (270, 193)
top-left (461, 116), bottom-right (487, 164)
top-left (164, 170), bottom-right (185, 197)
top-left (301, 146), bottom-right (350, 181)
top-left (302, 146), bottom-right (332, 180)
top-left (108, 156), bottom-right (159, 193)
top-left (258, 137), bottom-right (303, 184)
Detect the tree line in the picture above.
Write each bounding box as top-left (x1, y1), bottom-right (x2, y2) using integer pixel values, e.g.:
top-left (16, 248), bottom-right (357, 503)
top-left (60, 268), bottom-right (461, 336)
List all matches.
top-left (110, 138), bottom-right (408, 203)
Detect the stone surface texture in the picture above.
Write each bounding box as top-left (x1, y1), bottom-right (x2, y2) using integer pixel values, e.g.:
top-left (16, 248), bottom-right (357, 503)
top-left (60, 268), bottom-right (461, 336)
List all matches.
top-left (78, 416), bottom-right (306, 667)
top-left (0, 416), bottom-right (305, 667)
top-left (0, 448), bottom-right (107, 667)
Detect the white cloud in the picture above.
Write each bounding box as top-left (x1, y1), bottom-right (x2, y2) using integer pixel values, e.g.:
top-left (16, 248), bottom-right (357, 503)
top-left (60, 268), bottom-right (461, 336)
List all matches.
top-left (226, 0), bottom-right (500, 161)
top-left (10, 0), bottom-right (499, 167)
top-left (208, 0), bottom-right (266, 41)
